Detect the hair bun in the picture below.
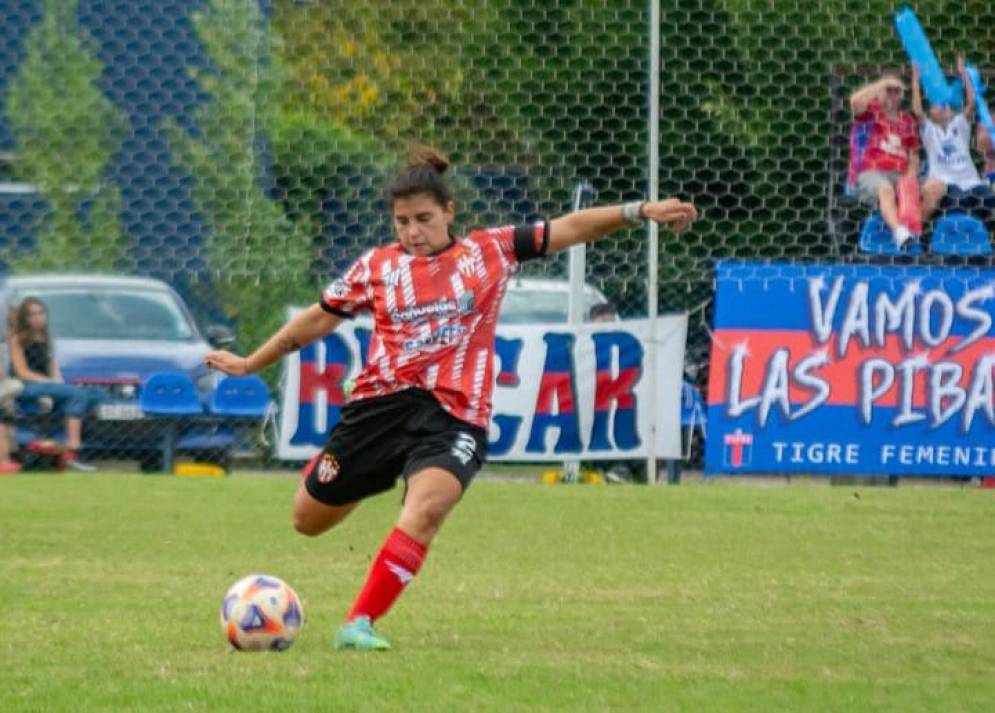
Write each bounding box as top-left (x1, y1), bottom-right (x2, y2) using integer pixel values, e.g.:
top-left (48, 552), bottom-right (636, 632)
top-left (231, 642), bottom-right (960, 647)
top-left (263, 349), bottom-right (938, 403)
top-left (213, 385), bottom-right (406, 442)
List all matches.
top-left (406, 144), bottom-right (449, 174)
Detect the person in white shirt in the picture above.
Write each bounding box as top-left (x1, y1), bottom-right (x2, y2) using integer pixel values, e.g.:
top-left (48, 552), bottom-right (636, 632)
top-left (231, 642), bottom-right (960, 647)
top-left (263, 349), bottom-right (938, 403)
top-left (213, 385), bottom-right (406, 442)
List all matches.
top-left (912, 58), bottom-right (995, 223)
top-left (978, 121), bottom-right (995, 187)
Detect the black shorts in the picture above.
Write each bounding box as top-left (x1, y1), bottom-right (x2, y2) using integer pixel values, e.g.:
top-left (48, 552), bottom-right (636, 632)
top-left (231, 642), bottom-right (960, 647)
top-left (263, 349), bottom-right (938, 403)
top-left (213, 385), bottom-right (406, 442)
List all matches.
top-left (303, 388), bottom-right (488, 506)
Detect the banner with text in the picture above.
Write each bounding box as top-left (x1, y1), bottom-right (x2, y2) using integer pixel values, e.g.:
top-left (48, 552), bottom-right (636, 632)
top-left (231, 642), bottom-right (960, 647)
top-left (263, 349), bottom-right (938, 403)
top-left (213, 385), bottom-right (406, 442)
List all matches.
top-left (706, 260), bottom-right (995, 476)
top-left (276, 313), bottom-right (688, 462)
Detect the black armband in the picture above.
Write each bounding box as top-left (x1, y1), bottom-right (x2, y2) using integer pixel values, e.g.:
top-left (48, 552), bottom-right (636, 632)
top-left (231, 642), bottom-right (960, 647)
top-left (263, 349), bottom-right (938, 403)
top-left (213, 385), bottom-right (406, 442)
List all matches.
top-left (512, 220), bottom-right (550, 262)
top-left (320, 301), bottom-right (354, 320)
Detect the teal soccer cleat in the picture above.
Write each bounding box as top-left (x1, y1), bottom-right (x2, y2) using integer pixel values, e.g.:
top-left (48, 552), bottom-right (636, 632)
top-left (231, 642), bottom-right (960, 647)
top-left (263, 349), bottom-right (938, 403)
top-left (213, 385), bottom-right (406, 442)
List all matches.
top-left (334, 616), bottom-right (391, 651)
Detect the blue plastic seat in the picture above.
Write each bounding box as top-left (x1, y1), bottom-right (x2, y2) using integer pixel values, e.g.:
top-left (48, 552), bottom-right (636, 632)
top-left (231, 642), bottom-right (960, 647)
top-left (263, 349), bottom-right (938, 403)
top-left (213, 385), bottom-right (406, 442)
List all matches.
top-left (859, 213), bottom-right (924, 255)
top-left (210, 375), bottom-right (270, 418)
top-left (140, 372), bottom-right (203, 416)
top-left (140, 372), bottom-right (203, 474)
top-left (930, 212), bottom-right (992, 255)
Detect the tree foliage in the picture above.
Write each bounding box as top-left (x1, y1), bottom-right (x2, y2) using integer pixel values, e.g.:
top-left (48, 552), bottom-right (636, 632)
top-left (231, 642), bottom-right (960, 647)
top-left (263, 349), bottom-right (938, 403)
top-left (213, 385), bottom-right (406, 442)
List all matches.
top-left (272, 0), bottom-right (530, 165)
top-left (4, 0), bottom-right (129, 272)
top-left (165, 0), bottom-right (314, 356)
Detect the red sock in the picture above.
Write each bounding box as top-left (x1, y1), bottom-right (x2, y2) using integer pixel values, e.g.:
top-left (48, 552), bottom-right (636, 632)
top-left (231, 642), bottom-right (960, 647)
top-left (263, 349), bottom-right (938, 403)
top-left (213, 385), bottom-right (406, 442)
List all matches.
top-left (347, 527), bottom-right (427, 622)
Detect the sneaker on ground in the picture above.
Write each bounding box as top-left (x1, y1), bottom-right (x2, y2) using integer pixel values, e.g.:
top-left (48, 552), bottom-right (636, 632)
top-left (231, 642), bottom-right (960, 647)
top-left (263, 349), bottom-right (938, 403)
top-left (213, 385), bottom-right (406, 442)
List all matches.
top-left (892, 225), bottom-right (913, 250)
top-left (334, 615), bottom-right (391, 651)
top-left (62, 451), bottom-right (97, 472)
top-left (0, 460), bottom-right (21, 474)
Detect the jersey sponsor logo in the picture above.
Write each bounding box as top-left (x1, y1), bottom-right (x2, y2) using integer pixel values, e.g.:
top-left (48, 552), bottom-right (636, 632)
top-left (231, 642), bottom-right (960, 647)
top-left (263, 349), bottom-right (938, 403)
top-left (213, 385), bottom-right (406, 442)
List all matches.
top-left (880, 133), bottom-right (904, 156)
top-left (402, 324), bottom-right (467, 351)
top-left (457, 254), bottom-right (475, 277)
top-left (451, 432), bottom-right (477, 465)
top-left (317, 453), bottom-right (341, 483)
top-left (390, 298), bottom-right (458, 323)
top-left (389, 291), bottom-right (475, 323)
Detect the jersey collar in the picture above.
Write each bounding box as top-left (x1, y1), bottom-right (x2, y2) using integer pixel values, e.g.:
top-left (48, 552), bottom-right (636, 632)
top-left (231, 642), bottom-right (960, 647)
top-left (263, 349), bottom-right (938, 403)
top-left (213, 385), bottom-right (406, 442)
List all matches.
top-left (399, 231), bottom-right (458, 258)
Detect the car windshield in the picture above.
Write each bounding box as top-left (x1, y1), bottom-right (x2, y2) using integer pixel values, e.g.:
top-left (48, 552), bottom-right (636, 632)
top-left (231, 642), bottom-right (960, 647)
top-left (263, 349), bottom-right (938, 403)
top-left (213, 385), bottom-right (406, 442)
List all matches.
top-left (499, 289), bottom-right (569, 324)
top-left (499, 288), bottom-right (606, 324)
top-left (12, 287), bottom-right (196, 341)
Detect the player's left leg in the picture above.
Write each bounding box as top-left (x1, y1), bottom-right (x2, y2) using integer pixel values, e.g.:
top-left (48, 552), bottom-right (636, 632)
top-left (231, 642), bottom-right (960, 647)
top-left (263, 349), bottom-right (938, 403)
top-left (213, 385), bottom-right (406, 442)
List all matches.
top-left (336, 467), bottom-right (463, 651)
top-left (396, 466), bottom-right (463, 543)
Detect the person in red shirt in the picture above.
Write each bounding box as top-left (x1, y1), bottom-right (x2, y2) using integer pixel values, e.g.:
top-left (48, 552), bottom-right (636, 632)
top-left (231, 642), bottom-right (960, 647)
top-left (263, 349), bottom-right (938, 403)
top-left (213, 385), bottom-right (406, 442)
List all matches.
top-left (205, 145), bottom-right (698, 650)
top-left (850, 73), bottom-right (929, 249)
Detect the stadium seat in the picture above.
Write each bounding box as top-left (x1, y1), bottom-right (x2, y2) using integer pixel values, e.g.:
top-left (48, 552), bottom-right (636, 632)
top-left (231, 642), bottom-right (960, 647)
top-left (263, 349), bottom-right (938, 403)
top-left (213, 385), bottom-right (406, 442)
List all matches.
top-left (858, 212), bottom-right (924, 255)
top-left (209, 375), bottom-right (270, 418)
top-left (140, 372), bottom-right (203, 416)
top-left (140, 372), bottom-right (203, 474)
top-left (930, 213), bottom-right (992, 255)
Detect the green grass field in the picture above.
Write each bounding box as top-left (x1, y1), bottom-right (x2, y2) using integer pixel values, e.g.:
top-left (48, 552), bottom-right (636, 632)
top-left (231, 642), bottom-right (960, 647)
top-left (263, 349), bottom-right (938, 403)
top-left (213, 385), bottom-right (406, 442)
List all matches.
top-left (2, 473), bottom-right (994, 712)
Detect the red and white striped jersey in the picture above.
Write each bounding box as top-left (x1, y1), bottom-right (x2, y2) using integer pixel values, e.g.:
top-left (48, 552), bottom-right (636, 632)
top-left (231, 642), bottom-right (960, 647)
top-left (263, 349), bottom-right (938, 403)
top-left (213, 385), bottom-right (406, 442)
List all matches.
top-left (320, 221), bottom-right (549, 428)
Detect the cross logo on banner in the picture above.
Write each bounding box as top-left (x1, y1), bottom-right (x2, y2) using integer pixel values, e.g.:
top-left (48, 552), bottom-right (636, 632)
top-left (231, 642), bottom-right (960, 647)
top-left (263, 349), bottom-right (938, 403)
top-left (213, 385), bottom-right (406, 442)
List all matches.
top-left (723, 429), bottom-right (753, 468)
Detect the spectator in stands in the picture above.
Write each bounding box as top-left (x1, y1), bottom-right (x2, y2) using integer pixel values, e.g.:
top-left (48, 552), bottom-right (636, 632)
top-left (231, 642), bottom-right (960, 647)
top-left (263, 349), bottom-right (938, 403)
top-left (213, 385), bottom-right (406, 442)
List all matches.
top-left (912, 59), bottom-right (995, 223)
top-left (8, 298), bottom-right (100, 471)
top-left (850, 73), bottom-right (926, 249)
top-left (979, 123), bottom-right (995, 187)
top-left (589, 303), bottom-right (618, 323)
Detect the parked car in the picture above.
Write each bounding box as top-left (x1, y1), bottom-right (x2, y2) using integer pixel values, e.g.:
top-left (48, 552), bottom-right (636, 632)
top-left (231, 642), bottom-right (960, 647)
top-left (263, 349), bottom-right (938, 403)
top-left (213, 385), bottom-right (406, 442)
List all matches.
top-left (0, 274), bottom-right (236, 469)
top-left (499, 276), bottom-right (610, 324)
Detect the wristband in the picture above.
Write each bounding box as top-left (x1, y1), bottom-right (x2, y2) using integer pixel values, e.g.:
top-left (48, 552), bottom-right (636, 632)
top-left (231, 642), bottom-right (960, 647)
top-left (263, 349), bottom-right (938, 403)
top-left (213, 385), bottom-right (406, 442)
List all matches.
top-left (621, 201), bottom-right (647, 226)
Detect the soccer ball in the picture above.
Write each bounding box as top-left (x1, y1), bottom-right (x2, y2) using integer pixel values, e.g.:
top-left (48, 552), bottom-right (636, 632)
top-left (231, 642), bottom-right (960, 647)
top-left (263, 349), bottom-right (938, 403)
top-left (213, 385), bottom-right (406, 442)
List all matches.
top-left (220, 574), bottom-right (303, 651)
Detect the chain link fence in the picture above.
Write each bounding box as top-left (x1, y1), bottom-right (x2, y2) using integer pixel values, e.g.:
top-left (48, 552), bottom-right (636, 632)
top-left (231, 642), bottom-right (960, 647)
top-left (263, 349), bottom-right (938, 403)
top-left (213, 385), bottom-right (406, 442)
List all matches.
top-left (0, 0), bottom-right (992, 472)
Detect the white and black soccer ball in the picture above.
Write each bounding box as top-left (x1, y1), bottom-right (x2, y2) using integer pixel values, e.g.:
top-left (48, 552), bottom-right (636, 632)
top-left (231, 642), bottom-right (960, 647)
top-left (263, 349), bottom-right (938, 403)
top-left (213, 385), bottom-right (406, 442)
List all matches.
top-left (220, 574), bottom-right (303, 651)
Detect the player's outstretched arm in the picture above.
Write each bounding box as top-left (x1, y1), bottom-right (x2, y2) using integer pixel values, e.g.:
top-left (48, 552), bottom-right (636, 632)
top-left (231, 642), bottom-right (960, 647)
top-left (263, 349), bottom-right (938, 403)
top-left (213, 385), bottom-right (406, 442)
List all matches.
top-left (204, 303), bottom-right (342, 376)
top-left (546, 198), bottom-right (698, 255)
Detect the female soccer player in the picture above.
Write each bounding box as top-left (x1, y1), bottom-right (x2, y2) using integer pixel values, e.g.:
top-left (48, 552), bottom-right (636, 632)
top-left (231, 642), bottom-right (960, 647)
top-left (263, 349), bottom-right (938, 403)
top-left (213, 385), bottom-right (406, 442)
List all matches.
top-left (205, 146), bottom-right (698, 650)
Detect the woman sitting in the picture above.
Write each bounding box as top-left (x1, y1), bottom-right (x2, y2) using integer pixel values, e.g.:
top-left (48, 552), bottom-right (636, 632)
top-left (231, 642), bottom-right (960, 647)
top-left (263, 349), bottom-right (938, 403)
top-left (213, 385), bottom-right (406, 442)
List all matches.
top-left (9, 297), bottom-right (102, 471)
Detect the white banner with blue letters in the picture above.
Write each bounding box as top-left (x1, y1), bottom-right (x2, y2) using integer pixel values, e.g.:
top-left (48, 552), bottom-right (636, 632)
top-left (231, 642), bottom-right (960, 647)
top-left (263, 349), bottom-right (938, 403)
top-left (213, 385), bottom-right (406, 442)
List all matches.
top-left (276, 311), bottom-right (688, 462)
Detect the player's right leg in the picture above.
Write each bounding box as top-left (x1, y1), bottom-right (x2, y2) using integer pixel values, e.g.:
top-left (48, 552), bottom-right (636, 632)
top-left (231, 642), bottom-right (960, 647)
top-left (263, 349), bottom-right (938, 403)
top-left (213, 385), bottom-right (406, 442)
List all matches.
top-left (293, 394), bottom-right (411, 536)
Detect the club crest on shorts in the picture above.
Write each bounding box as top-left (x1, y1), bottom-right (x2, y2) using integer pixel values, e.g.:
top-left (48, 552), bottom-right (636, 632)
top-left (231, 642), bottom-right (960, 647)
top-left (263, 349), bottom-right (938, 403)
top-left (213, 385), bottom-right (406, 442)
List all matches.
top-left (317, 453), bottom-right (340, 483)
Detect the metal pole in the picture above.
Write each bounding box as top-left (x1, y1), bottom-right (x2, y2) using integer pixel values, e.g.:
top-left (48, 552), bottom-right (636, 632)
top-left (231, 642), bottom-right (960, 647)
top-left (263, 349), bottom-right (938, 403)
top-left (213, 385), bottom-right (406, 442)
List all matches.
top-left (563, 181), bottom-right (594, 484)
top-left (646, 0), bottom-right (661, 484)
top-left (567, 181), bottom-right (593, 324)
